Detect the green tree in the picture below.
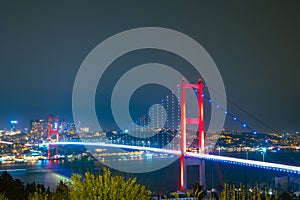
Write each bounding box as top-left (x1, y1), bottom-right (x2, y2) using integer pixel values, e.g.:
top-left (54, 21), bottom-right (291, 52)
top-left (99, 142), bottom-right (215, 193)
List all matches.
top-left (69, 168), bottom-right (151, 200)
top-left (193, 183), bottom-right (206, 200)
top-left (0, 193), bottom-right (8, 200)
top-left (28, 181), bottom-right (70, 200)
top-left (28, 190), bottom-right (49, 200)
top-left (52, 181), bottom-right (70, 200)
top-left (0, 171), bottom-right (25, 200)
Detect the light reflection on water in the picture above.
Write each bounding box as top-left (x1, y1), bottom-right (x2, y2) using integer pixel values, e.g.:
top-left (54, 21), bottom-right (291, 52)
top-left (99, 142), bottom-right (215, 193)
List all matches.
top-left (0, 152), bottom-right (300, 192)
top-left (0, 160), bottom-right (71, 190)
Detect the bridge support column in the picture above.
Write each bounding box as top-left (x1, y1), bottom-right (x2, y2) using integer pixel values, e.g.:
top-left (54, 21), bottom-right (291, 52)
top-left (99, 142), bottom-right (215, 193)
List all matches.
top-left (47, 115), bottom-right (59, 159)
top-left (180, 79), bottom-right (187, 191)
top-left (180, 155), bottom-right (186, 190)
top-left (198, 80), bottom-right (204, 153)
top-left (180, 79), bottom-right (204, 190)
top-left (199, 160), bottom-right (206, 188)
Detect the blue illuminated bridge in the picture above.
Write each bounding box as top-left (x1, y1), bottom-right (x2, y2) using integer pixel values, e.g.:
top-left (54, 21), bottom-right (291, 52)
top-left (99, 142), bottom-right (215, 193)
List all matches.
top-left (45, 80), bottom-right (299, 190)
top-left (48, 141), bottom-right (300, 175)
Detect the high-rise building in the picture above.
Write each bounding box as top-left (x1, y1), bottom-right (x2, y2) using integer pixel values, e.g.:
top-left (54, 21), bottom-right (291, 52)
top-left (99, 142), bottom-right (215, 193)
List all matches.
top-left (30, 120), bottom-right (45, 135)
top-left (9, 120), bottom-right (18, 131)
top-left (69, 123), bottom-right (76, 134)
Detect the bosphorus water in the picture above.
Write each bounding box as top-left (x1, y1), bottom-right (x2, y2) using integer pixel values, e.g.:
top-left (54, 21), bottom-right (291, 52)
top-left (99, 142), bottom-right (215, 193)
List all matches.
top-left (1, 151), bottom-right (300, 192)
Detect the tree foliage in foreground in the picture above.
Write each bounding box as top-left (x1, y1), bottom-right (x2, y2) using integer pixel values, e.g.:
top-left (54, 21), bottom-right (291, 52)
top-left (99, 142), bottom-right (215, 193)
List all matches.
top-left (218, 183), bottom-right (279, 200)
top-left (29, 168), bottom-right (151, 200)
top-left (1, 169), bottom-right (293, 200)
top-left (69, 168), bottom-right (151, 200)
top-left (0, 171), bottom-right (25, 200)
top-left (0, 193), bottom-right (8, 200)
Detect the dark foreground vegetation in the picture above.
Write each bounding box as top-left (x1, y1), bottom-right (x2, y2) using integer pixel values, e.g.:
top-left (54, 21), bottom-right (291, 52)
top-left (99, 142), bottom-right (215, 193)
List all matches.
top-left (0, 169), bottom-right (150, 200)
top-left (0, 170), bottom-right (297, 200)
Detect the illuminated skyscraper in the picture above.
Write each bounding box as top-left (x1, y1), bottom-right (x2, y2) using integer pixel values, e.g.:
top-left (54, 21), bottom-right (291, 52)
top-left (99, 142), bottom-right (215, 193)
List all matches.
top-left (69, 123), bottom-right (76, 134)
top-left (9, 120), bottom-right (18, 131)
top-left (30, 119), bottom-right (45, 135)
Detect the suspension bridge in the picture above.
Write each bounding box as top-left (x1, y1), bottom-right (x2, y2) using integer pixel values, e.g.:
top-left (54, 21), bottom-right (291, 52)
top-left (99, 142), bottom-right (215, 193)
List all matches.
top-left (43, 79), bottom-right (300, 190)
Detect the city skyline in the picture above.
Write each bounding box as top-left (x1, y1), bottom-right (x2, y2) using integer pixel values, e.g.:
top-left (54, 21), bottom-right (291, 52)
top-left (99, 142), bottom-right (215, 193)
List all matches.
top-left (0, 1), bottom-right (299, 132)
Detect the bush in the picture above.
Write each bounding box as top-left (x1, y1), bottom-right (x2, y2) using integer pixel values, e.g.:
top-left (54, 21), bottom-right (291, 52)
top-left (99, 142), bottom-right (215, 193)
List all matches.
top-left (0, 193), bottom-right (8, 200)
top-left (28, 168), bottom-right (151, 200)
top-left (69, 168), bottom-right (151, 200)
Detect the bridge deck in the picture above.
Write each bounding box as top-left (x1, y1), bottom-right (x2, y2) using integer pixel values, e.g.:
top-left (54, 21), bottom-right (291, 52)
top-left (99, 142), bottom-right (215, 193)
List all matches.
top-left (48, 142), bottom-right (300, 174)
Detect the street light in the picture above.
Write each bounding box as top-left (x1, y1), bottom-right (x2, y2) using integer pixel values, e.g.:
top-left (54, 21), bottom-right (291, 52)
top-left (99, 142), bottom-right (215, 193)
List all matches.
top-left (261, 147), bottom-right (267, 162)
top-left (218, 146), bottom-right (221, 156)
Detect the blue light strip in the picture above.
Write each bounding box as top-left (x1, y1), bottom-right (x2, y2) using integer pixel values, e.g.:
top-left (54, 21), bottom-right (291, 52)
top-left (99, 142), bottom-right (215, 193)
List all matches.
top-left (194, 89), bottom-right (258, 134)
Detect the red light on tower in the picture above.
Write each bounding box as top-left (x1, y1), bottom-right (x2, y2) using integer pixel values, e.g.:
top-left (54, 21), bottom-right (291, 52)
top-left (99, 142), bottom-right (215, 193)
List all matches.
top-left (47, 115), bottom-right (59, 159)
top-left (180, 79), bottom-right (204, 190)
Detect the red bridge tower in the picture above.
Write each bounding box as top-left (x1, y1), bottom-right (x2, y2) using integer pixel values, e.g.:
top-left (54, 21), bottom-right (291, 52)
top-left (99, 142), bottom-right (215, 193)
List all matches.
top-left (47, 115), bottom-right (59, 159)
top-left (180, 79), bottom-right (205, 190)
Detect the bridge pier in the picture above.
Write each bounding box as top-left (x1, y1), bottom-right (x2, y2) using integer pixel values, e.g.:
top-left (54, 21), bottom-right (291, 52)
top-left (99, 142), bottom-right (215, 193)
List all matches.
top-left (47, 115), bottom-right (59, 159)
top-left (180, 155), bottom-right (187, 190)
top-left (199, 160), bottom-right (206, 189)
top-left (180, 79), bottom-right (204, 190)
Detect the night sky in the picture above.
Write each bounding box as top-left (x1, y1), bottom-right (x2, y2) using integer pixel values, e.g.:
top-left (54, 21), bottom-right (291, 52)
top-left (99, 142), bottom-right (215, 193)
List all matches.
top-left (0, 1), bottom-right (299, 132)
